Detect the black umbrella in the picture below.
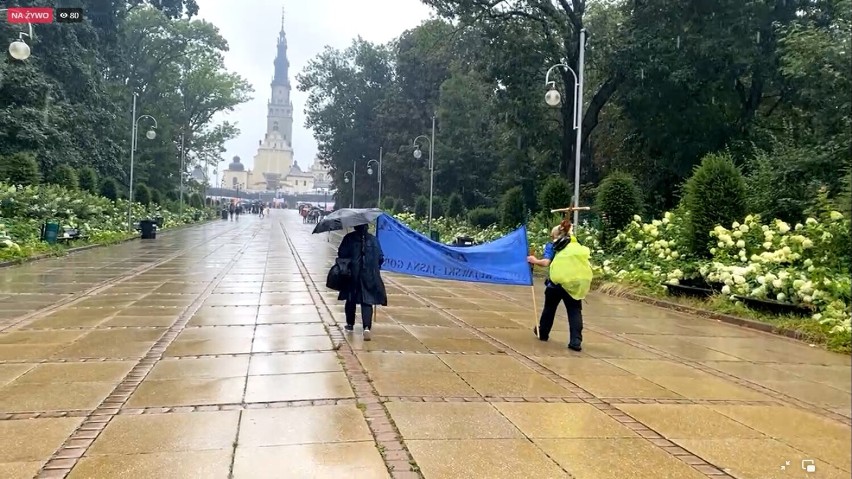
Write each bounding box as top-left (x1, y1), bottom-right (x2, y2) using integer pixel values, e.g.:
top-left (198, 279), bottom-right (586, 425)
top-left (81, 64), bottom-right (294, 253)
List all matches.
top-left (311, 208), bottom-right (383, 234)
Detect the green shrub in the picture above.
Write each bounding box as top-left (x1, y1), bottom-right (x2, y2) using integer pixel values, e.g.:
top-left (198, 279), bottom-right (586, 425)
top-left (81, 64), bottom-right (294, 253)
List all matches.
top-left (48, 164), bottom-right (78, 190)
top-left (381, 197), bottom-right (396, 211)
top-left (100, 178), bottom-right (119, 201)
top-left (596, 171), bottom-right (643, 244)
top-left (414, 195), bottom-right (429, 218)
top-left (446, 193), bottom-right (465, 218)
top-left (135, 184), bottom-right (151, 206)
top-left (393, 198), bottom-right (405, 213)
top-left (78, 167), bottom-right (98, 194)
top-left (538, 176), bottom-right (573, 212)
top-left (189, 193), bottom-right (203, 209)
top-left (683, 151), bottom-right (748, 256)
top-left (151, 189), bottom-right (163, 206)
top-left (0, 152), bottom-right (40, 186)
top-left (468, 207), bottom-right (499, 228)
top-left (500, 186), bottom-right (526, 228)
top-left (431, 196), bottom-right (444, 219)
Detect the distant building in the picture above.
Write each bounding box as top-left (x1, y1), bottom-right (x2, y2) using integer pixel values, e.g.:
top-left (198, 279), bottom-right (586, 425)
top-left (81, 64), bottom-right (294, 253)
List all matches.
top-left (221, 156), bottom-right (252, 192)
top-left (245, 10), bottom-right (296, 192)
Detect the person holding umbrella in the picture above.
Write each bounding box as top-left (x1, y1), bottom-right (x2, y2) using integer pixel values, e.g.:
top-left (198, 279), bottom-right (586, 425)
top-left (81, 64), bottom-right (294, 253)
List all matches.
top-left (313, 208), bottom-right (387, 341)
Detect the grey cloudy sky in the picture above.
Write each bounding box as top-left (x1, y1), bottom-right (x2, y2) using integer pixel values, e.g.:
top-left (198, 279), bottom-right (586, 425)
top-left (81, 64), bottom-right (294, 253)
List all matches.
top-left (195, 0), bottom-right (434, 177)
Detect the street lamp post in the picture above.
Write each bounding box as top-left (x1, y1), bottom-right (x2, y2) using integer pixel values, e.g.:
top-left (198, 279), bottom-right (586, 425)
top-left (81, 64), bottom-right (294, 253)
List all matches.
top-left (343, 161), bottom-right (355, 208)
top-left (179, 132), bottom-right (186, 215)
top-left (412, 116), bottom-right (436, 232)
top-left (128, 93), bottom-right (158, 231)
top-left (366, 147), bottom-right (382, 208)
top-left (544, 28), bottom-right (587, 228)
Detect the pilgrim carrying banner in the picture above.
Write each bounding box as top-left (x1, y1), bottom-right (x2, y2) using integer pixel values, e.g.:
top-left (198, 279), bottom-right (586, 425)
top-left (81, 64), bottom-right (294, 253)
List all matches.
top-left (375, 214), bottom-right (533, 286)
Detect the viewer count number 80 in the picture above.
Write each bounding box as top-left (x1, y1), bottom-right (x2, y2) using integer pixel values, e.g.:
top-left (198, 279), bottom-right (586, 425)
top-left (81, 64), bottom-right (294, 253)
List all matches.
top-left (56, 8), bottom-right (83, 23)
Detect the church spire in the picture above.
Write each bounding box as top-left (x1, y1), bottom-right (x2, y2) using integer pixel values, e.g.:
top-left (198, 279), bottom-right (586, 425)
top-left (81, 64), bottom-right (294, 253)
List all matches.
top-left (272, 6), bottom-right (289, 86)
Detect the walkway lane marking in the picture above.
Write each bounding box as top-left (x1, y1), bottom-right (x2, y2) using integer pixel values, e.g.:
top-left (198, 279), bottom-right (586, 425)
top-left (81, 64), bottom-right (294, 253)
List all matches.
top-left (35, 220), bottom-right (265, 479)
top-left (476, 284), bottom-right (852, 427)
top-left (277, 217), bottom-right (426, 479)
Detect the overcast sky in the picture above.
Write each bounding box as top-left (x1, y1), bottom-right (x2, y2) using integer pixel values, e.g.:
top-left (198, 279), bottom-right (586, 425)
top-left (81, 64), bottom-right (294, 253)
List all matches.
top-left (195, 0), bottom-right (434, 177)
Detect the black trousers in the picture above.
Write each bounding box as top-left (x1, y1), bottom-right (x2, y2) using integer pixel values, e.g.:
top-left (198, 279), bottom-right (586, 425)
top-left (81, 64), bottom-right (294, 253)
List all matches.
top-left (345, 300), bottom-right (373, 330)
top-left (538, 285), bottom-right (583, 347)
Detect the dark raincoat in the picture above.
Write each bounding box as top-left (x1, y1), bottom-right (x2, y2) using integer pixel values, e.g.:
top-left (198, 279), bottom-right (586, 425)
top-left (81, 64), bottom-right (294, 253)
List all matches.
top-left (336, 229), bottom-right (388, 306)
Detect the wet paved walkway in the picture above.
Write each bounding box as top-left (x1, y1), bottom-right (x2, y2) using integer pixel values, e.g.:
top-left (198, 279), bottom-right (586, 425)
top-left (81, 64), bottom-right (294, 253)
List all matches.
top-left (0, 210), bottom-right (849, 479)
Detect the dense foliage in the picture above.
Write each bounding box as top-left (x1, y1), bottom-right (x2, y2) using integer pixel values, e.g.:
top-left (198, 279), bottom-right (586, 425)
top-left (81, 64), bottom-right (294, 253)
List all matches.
top-left (299, 0), bottom-right (849, 222)
top-left (0, 1), bottom-right (251, 203)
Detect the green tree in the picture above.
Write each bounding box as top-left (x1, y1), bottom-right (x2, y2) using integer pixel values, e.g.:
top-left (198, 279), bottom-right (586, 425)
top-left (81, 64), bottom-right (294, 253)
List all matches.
top-left (393, 198), bottom-right (405, 214)
top-left (381, 197), bottom-right (396, 211)
top-left (414, 195), bottom-right (429, 218)
top-left (100, 178), bottom-right (119, 201)
top-left (538, 176), bottom-right (573, 213)
top-left (500, 186), bottom-right (526, 228)
top-left (468, 207), bottom-right (498, 228)
top-left (135, 184), bottom-right (152, 206)
top-left (683, 152), bottom-right (748, 256)
top-left (78, 167), bottom-right (98, 194)
top-left (596, 171), bottom-right (643, 244)
top-left (446, 193), bottom-right (465, 218)
top-left (431, 196), bottom-right (445, 219)
top-left (0, 152), bottom-right (40, 186)
top-left (151, 189), bottom-right (163, 206)
top-left (189, 193), bottom-right (203, 208)
top-left (48, 164), bottom-right (79, 190)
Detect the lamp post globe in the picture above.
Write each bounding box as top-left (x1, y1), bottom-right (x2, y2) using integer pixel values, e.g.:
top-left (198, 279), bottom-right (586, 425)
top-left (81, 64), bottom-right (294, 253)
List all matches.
top-left (344, 177), bottom-right (350, 183)
top-left (413, 148), bottom-right (422, 159)
top-left (146, 129), bottom-right (156, 140)
top-left (8, 40), bottom-right (30, 60)
top-left (367, 167), bottom-right (373, 175)
top-left (544, 88), bottom-right (561, 107)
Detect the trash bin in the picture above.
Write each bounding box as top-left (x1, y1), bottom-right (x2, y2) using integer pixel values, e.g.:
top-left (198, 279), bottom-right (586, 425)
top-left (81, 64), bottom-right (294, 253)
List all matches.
top-left (221, 209), bottom-right (229, 220)
top-left (41, 222), bottom-right (60, 244)
top-left (429, 230), bottom-right (440, 243)
top-left (454, 236), bottom-right (474, 247)
top-left (139, 219), bottom-right (157, 239)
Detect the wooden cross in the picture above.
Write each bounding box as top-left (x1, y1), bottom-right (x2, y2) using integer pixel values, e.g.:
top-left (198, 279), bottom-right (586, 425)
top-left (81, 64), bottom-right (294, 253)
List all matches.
top-left (550, 205), bottom-right (591, 235)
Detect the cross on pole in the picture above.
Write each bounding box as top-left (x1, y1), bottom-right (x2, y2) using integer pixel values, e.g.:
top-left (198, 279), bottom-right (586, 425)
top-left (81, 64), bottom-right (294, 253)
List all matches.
top-left (550, 205), bottom-right (591, 235)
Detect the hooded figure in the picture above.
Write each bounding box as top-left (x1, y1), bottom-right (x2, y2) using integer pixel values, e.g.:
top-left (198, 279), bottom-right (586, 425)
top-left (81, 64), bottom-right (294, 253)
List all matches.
top-left (336, 223), bottom-right (388, 340)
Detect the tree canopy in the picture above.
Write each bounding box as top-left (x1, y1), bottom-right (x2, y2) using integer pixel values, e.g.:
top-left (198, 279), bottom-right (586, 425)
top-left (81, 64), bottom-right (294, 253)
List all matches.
top-left (0, 0), bottom-right (251, 200)
top-left (298, 0), bottom-right (850, 221)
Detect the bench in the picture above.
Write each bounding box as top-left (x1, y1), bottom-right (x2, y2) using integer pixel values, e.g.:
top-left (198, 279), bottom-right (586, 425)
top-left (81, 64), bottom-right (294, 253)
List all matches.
top-left (56, 228), bottom-right (88, 244)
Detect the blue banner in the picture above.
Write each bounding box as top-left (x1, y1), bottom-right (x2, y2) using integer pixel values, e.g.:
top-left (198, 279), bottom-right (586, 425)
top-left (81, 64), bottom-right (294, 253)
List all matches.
top-left (375, 214), bottom-right (533, 286)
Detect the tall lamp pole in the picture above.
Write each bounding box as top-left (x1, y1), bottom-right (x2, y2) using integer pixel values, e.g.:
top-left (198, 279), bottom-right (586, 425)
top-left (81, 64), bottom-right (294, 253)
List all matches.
top-left (412, 115), bottom-right (436, 232)
top-left (366, 147), bottom-right (382, 208)
top-left (544, 28), bottom-right (586, 227)
top-left (343, 161), bottom-right (355, 208)
top-left (128, 93), bottom-right (158, 231)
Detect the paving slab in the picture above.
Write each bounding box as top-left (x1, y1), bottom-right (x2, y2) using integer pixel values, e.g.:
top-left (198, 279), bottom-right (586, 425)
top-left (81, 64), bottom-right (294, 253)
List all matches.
top-left (0, 210), bottom-right (847, 478)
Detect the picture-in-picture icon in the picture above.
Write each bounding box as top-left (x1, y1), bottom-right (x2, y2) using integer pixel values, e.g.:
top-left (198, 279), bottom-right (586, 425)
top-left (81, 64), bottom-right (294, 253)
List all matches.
top-left (802, 459), bottom-right (816, 473)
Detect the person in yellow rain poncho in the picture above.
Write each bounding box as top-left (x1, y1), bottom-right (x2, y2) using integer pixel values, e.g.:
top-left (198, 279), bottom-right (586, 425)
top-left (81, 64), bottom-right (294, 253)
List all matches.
top-left (526, 223), bottom-right (592, 351)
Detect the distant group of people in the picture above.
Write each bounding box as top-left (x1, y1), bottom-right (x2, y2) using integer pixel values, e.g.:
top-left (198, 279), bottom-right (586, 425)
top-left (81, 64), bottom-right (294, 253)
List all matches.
top-left (226, 201), bottom-right (268, 220)
top-left (333, 215), bottom-right (590, 351)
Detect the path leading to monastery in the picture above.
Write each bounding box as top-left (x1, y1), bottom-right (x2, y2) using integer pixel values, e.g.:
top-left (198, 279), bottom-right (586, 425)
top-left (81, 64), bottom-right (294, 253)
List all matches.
top-left (0, 210), bottom-right (848, 479)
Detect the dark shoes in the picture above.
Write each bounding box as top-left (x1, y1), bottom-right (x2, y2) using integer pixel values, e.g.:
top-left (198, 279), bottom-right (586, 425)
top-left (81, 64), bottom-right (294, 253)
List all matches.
top-left (533, 327), bottom-right (547, 341)
top-left (568, 344), bottom-right (582, 352)
top-left (344, 324), bottom-right (354, 332)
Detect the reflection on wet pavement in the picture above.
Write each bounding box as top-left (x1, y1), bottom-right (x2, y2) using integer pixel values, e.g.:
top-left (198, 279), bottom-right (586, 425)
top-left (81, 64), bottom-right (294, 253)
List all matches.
top-left (0, 210), bottom-right (847, 479)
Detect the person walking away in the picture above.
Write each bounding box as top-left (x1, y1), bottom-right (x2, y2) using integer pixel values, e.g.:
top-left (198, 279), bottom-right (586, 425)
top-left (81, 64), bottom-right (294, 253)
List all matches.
top-left (228, 202), bottom-right (235, 220)
top-left (337, 224), bottom-right (387, 341)
top-left (527, 224), bottom-right (585, 351)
